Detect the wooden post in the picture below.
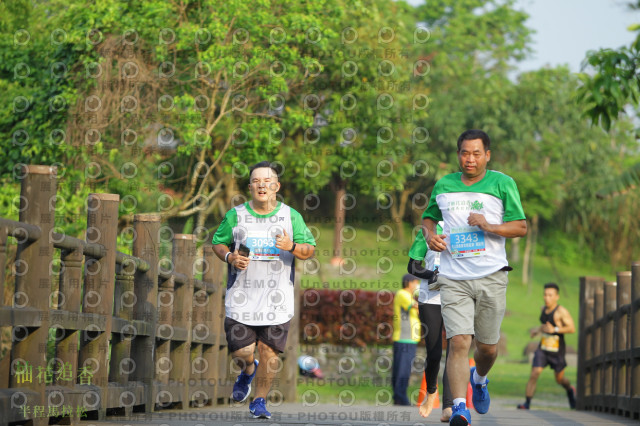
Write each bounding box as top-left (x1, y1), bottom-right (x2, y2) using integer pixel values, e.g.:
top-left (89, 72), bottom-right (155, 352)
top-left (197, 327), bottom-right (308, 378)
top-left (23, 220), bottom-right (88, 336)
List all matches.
top-left (217, 273), bottom-right (231, 403)
top-left (110, 260), bottom-right (135, 385)
top-left (155, 275), bottom-right (174, 396)
top-left (202, 246), bottom-right (223, 406)
top-left (171, 235), bottom-right (196, 409)
top-left (584, 298), bottom-right (594, 405)
top-left (280, 281), bottom-right (300, 403)
top-left (0, 226), bottom-right (6, 308)
top-left (616, 271), bottom-right (632, 415)
top-left (130, 214), bottom-right (160, 413)
top-left (0, 225), bottom-right (7, 391)
top-left (593, 283), bottom-right (605, 408)
top-left (631, 262), bottom-right (640, 418)
top-left (604, 281), bottom-right (616, 401)
top-left (578, 276), bottom-right (602, 410)
top-left (10, 165), bottom-right (57, 426)
top-left (55, 241), bottom-right (83, 395)
top-left (78, 193), bottom-right (119, 420)
top-left (109, 256), bottom-right (136, 418)
top-left (190, 282), bottom-right (206, 407)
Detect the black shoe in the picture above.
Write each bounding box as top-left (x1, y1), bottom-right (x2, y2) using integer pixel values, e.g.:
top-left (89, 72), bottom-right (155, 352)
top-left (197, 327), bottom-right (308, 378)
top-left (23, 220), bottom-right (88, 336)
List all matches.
top-left (517, 403), bottom-right (529, 409)
top-left (567, 386), bottom-right (576, 409)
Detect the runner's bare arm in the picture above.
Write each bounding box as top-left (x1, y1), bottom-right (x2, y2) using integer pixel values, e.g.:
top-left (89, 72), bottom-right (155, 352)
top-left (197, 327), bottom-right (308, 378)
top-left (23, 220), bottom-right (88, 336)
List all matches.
top-left (212, 243), bottom-right (249, 270)
top-left (275, 229), bottom-right (315, 260)
top-left (291, 243), bottom-right (315, 260)
top-left (529, 326), bottom-right (542, 338)
top-left (530, 310), bottom-right (545, 337)
top-left (555, 307), bottom-right (576, 334)
top-left (467, 214), bottom-right (527, 238)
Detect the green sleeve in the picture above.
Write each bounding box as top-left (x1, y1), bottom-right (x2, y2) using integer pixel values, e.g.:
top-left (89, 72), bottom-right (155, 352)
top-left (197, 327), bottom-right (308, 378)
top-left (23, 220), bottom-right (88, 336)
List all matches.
top-left (501, 178), bottom-right (526, 222)
top-left (291, 209), bottom-right (317, 246)
top-left (408, 223), bottom-right (443, 260)
top-left (211, 209), bottom-right (237, 245)
top-left (422, 182), bottom-right (443, 222)
top-left (408, 231), bottom-right (427, 260)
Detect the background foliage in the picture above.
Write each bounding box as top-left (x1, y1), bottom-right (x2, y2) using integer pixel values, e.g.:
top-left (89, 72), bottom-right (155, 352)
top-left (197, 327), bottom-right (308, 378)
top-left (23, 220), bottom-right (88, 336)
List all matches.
top-left (1, 0), bottom-right (639, 270)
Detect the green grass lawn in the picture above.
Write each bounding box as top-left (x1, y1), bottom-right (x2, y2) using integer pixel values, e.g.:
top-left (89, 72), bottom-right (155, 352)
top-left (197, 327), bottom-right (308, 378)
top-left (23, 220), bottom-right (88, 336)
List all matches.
top-left (297, 221), bottom-right (613, 404)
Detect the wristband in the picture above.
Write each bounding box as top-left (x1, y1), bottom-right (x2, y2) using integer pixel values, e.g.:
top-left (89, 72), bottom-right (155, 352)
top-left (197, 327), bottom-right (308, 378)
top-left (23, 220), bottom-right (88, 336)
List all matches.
top-left (288, 242), bottom-right (296, 253)
top-left (554, 326), bottom-right (559, 333)
top-left (224, 252), bottom-right (231, 264)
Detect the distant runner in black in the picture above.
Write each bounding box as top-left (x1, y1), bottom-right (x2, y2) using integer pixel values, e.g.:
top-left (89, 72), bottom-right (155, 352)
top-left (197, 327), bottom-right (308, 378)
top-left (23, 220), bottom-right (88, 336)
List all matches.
top-left (517, 283), bottom-right (576, 410)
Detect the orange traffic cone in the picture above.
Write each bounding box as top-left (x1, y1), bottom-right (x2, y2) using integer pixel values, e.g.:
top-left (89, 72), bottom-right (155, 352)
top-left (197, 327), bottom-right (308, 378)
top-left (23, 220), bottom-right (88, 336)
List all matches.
top-left (466, 358), bottom-right (476, 410)
top-left (417, 372), bottom-right (440, 408)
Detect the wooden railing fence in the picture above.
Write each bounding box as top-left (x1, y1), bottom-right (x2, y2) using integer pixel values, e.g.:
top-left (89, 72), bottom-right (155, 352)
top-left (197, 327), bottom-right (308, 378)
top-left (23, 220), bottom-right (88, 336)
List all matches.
top-left (0, 165), bottom-right (298, 425)
top-left (577, 262), bottom-right (640, 419)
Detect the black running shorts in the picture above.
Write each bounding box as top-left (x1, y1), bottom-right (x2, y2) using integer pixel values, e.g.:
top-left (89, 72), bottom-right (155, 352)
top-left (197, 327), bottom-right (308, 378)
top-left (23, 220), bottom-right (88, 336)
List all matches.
top-left (224, 317), bottom-right (290, 353)
top-left (532, 347), bottom-right (567, 373)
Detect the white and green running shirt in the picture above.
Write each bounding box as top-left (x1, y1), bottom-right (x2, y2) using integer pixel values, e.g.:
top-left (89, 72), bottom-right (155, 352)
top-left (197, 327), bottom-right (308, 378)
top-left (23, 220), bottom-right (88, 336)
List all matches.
top-left (422, 170), bottom-right (525, 280)
top-left (212, 202), bottom-right (316, 326)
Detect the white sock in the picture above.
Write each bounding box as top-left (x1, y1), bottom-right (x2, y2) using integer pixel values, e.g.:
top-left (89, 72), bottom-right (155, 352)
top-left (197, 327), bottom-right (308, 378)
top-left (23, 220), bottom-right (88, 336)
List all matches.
top-left (473, 369), bottom-right (487, 384)
top-left (453, 398), bottom-right (466, 407)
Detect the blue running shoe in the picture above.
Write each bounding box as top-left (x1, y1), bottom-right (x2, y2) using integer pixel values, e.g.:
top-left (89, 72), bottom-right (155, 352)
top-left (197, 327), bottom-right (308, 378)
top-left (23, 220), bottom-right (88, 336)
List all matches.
top-left (449, 402), bottom-right (471, 426)
top-left (249, 397), bottom-right (271, 419)
top-left (469, 366), bottom-right (490, 414)
top-left (231, 359), bottom-right (258, 402)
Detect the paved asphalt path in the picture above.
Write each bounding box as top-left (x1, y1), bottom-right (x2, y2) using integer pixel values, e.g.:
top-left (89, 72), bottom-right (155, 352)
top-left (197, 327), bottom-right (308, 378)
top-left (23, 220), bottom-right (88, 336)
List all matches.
top-left (86, 398), bottom-right (638, 425)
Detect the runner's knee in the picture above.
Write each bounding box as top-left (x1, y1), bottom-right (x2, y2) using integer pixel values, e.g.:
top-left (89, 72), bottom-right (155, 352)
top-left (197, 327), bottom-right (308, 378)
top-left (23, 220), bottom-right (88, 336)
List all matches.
top-left (476, 342), bottom-right (497, 358)
top-left (257, 340), bottom-right (278, 357)
top-left (450, 334), bottom-right (472, 352)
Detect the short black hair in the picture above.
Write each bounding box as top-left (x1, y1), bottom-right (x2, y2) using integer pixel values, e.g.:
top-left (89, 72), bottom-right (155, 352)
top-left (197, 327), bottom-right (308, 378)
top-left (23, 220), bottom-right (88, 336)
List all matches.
top-left (457, 129), bottom-right (491, 152)
top-left (544, 282), bottom-right (559, 293)
top-left (402, 273), bottom-right (419, 288)
top-left (249, 161), bottom-right (279, 179)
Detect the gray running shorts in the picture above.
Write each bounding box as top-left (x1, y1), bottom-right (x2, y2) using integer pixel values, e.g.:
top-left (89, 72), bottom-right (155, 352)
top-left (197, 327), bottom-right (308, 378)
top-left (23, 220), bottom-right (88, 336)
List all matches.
top-left (438, 269), bottom-right (508, 345)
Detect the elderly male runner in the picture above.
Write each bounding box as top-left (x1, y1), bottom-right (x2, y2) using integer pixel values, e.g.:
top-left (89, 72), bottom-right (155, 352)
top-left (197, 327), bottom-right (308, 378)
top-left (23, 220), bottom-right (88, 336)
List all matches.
top-left (422, 129), bottom-right (527, 426)
top-left (212, 161), bottom-right (316, 419)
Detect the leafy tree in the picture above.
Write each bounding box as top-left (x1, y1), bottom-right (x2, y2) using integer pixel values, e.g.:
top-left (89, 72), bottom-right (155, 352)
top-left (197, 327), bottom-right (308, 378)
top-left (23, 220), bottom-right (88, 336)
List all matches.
top-left (503, 68), bottom-right (640, 269)
top-left (577, 0), bottom-right (640, 196)
top-left (413, 0), bottom-right (532, 199)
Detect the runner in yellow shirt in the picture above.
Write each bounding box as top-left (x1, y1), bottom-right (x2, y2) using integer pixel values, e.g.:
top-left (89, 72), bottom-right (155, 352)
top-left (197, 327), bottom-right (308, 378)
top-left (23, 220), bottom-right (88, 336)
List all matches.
top-left (391, 274), bottom-right (421, 406)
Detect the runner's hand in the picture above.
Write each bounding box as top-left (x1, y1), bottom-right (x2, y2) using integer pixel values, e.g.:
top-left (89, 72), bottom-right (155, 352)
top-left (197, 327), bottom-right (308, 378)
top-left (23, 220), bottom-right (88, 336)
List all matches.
top-left (467, 212), bottom-right (489, 230)
top-left (275, 229), bottom-right (294, 251)
top-left (426, 233), bottom-right (447, 252)
top-left (541, 321), bottom-right (555, 334)
top-left (229, 250), bottom-right (250, 270)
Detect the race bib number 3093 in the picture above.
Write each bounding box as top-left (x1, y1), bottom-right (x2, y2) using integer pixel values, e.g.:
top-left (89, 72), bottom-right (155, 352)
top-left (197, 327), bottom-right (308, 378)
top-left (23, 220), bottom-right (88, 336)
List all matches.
top-left (245, 235), bottom-right (280, 260)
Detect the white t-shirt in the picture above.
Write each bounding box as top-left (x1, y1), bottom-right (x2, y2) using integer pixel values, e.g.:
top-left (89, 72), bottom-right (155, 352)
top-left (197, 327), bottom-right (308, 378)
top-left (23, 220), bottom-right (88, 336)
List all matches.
top-left (212, 202), bottom-right (316, 325)
top-left (422, 171), bottom-right (526, 280)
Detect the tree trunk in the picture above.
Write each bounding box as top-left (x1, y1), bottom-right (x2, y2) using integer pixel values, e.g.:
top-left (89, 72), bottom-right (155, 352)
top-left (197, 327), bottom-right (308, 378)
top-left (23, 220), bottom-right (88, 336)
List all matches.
top-left (195, 206), bottom-right (207, 273)
top-left (522, 215), bottom-right (538, 289)
top-left (528, 214), bottom-right (539, 294)
top-left (510, 237), bottom-right (520, 263)
top-left (390, 189), bottom-right (410, 246)
top-left (330, 178), bottom-right (346, 266)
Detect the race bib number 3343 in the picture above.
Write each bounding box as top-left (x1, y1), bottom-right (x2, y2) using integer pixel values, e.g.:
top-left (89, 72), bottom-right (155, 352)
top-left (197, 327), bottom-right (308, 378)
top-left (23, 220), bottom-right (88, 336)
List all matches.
top-left (449, 226), bottom-right (486, 258)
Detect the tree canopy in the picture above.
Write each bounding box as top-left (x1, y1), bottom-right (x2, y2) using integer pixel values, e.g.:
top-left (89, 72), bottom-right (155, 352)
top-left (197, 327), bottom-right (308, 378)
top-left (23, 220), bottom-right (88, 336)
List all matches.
top-left (1, 0), bottom-right (639, 265)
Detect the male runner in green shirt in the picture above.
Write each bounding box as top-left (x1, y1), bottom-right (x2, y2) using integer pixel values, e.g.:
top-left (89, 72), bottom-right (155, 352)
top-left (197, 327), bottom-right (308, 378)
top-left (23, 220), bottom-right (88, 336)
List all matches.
top-left (212, 161), bottom-right (316, 419)
top-left (422, 130), bottom-right (527, 426)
